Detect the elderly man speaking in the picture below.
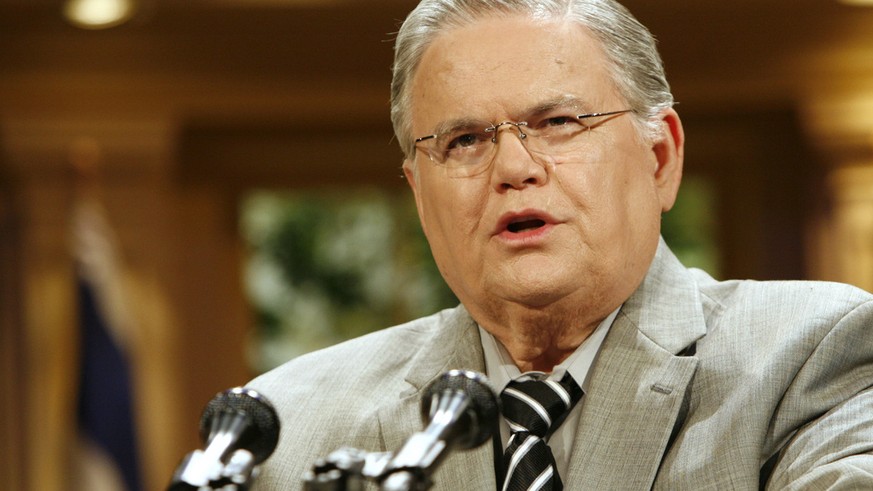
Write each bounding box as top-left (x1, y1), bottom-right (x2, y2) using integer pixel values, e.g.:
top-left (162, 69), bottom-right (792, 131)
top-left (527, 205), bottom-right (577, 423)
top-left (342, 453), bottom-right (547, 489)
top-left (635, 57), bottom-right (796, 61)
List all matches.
top-left (248, 0), bottom-right (873, 489)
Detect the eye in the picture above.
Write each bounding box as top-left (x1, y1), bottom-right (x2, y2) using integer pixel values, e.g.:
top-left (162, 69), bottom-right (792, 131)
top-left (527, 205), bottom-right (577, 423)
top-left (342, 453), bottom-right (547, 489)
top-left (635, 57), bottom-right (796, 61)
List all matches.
top-left (447, 133), bottom-right (481, 150)
top-left (441, 129), bottom-right (491, 156)
top-left (530, 115), bottom-right (586, 133)
top-left (544, 116), bottom-right (579, 127)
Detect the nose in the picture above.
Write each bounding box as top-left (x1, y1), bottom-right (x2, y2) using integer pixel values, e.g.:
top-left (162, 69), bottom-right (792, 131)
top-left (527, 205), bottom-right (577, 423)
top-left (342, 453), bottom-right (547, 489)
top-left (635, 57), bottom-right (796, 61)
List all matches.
top-left (488, 123), bottom-right (548, 191)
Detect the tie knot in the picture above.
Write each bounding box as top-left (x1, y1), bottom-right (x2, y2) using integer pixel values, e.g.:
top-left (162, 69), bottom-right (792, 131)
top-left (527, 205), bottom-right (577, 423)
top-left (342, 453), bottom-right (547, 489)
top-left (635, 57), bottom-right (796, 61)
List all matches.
top-left (500, 373), bottom-right (583, 438)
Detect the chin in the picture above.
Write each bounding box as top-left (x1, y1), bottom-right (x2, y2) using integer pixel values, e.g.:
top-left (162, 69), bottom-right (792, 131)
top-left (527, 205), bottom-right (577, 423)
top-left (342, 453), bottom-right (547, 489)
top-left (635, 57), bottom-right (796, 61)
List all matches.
top-left (493, 280), bottom-right (581, 310)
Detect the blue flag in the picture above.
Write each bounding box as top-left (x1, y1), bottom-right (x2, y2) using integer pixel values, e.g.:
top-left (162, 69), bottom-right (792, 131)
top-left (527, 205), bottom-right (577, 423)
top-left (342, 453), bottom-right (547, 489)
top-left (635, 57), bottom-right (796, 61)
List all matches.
top-left (76, 273), bottom-right (143, 491)
top-left (72, 196), bottom-right (143, 491)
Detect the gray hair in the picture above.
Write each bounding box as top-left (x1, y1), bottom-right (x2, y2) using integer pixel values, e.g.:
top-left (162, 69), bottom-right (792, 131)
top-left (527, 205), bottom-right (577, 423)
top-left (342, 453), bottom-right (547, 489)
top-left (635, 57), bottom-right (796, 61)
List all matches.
top-left (390, 0), bottom-right (674, 159)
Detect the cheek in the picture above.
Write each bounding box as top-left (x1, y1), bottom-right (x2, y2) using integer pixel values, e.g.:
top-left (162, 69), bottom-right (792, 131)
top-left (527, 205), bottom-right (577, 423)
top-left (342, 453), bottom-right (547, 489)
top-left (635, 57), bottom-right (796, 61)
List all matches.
top-left (552, 159), bottom-right (615, 217)
top-left (555, 150), bottom-right (659, 232)
top-left (420, 175), bottom-right (489, 236)
top-left (415, 181), bottom-right (486, 286)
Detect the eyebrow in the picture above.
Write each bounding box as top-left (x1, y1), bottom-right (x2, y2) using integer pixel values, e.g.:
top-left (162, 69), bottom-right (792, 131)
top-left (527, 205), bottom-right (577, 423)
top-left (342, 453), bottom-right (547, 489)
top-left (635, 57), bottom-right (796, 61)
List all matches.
top-left (423, 95), bottom-right (593, 137)
top-left (524, 95), bottom-right (591, 117)
top-left (428, 117), bottom-right (490, 138)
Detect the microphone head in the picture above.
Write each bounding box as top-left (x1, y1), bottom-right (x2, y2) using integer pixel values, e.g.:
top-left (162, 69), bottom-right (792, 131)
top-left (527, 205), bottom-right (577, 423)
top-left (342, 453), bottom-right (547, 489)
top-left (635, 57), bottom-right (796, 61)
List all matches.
top-left (199, 387), bottom-right (280, 463)
top-left (420, 370), bottom-right (499, 450)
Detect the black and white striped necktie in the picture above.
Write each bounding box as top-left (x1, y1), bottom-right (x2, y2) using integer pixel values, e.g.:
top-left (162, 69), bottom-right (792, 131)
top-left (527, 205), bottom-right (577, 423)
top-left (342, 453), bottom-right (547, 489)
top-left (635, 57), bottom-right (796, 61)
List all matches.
top-left (500, 372), bottom-right (583, 491)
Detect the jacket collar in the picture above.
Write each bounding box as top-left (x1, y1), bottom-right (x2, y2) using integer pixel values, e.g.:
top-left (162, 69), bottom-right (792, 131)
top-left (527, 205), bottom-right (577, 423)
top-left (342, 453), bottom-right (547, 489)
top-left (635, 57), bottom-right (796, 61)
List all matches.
top-left (565, 238), bottom-right (707, 489)
top-left (624, 237), bottom-right (708, 354)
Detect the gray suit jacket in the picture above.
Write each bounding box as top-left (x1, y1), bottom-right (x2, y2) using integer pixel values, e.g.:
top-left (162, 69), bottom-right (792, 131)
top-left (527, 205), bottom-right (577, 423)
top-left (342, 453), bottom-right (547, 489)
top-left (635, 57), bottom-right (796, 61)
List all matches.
top-left (248, 240), bottom-right (873, 490)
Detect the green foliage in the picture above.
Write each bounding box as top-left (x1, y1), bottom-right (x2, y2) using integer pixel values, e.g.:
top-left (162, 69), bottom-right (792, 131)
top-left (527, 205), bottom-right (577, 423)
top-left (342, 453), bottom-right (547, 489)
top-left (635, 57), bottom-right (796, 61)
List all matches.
top-left (661, 176), bottom-right (721, 277)
top-left (240, 188), bottom-right (456, 372)
top-left (263, 199), bottom-right (366, 308)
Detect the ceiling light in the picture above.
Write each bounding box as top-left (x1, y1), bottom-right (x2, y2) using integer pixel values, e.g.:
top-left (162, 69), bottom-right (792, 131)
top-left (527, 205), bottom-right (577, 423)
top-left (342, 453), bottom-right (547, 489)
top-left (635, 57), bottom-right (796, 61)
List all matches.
top-left (64, 0), bottom-right (136, 30)
top-left (838, 0), bottom-right (873, 6)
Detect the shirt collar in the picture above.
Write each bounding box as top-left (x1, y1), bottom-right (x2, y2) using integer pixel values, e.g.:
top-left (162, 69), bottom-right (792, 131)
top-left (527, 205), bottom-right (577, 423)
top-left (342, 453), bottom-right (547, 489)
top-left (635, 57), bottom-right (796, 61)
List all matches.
top-left (479, 306), bottom-right (620, 394)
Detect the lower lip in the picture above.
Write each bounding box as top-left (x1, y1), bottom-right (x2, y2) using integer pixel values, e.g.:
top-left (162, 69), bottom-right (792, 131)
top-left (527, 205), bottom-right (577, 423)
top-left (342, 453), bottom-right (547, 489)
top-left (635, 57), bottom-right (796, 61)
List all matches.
top-left (495, 223), bottom-right (555, 243)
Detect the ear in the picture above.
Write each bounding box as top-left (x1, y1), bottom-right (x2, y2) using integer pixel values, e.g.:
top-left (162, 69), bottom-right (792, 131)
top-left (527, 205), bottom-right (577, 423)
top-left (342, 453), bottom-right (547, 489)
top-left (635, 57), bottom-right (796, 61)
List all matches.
top-left (651, 108), bottom-right (685, 213)
top-left (402, 159), bottom-right (429, 236)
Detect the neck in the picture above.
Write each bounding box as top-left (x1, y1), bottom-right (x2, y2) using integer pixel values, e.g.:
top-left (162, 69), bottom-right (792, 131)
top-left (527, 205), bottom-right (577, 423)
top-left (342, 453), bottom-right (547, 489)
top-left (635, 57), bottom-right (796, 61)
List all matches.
top-left (476, 303), bottom-right (606, 373)
top-left (497, 323), bottom-right (596, 373)
top-left (462, 285), bottom-right (621, 372)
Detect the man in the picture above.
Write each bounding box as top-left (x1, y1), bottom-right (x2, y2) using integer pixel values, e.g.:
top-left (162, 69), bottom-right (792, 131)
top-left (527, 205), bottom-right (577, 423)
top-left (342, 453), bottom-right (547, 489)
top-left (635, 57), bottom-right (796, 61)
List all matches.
top-left (249, 0), bottom-right (873, 489)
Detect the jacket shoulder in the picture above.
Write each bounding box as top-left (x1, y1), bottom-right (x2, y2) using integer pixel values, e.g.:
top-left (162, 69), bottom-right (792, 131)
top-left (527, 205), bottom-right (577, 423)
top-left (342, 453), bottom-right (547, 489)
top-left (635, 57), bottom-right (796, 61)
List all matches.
top-left (691, 269), bottom-right (872, 322)
top-left (248, 307), bottom-right (454, 399)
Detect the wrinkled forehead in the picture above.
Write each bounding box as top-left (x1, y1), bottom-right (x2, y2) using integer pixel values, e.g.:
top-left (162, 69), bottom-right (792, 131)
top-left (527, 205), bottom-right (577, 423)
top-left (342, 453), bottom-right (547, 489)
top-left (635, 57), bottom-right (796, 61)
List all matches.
top-left (408, 15), bottom-right (620, 131)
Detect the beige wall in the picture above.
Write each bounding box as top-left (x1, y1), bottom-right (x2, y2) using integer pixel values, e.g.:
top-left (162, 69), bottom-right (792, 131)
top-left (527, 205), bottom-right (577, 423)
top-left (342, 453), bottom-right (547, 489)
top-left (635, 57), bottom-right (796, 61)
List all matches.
top-left (810, 165), bottom-right (873, 292)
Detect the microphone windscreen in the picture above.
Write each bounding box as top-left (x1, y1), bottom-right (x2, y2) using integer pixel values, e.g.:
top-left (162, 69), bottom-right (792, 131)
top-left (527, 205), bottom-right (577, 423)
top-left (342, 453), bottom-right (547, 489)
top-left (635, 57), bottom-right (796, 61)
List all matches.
top-left (420, 370), bottom-right (499, 450)
top-left (199, 387), bottom-right (280, 463)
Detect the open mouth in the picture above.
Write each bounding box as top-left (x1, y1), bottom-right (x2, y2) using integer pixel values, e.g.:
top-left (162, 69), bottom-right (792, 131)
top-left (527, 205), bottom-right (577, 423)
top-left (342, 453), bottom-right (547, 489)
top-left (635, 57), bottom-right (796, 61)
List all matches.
top-left (507, 218), bottom-right (547, 233)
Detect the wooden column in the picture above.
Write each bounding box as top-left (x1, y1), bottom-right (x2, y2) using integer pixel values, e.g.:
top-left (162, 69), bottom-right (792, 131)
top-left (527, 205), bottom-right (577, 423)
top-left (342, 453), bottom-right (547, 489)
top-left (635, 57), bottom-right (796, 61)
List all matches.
top-left (810, 163), bottom-right (873, 292)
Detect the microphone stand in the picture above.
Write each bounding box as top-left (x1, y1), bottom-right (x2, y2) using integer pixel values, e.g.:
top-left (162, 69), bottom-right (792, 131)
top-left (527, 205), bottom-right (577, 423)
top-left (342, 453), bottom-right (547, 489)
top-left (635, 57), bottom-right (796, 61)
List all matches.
top-left (168, 448), bottom-right (259, 490)
top-left (303, 447), bottom-right (392, 491)
top-left (304, 370), bottom-right (498, 491)
top-left (166, 387), bottom-right (280, 491)
top-left (303, 446), bottom-right (438, 491)
top-left (376, 389), bottom-right (470, 490)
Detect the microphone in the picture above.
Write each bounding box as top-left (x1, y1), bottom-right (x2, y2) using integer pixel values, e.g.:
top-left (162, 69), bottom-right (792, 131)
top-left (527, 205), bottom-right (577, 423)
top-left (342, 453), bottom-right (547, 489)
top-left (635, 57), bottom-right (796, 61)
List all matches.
top-left (379, 370), bottom-right (499, 490)
top-left (168, 387), bottom-right (280, 491)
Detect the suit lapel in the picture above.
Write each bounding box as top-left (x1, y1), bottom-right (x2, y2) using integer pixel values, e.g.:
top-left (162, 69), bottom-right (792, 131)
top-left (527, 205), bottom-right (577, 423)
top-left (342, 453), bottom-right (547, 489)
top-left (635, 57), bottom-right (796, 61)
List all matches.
top-left (376, 306), bottom-right (496, 490)
top-left (566, 239), bottom-right (706, 490)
